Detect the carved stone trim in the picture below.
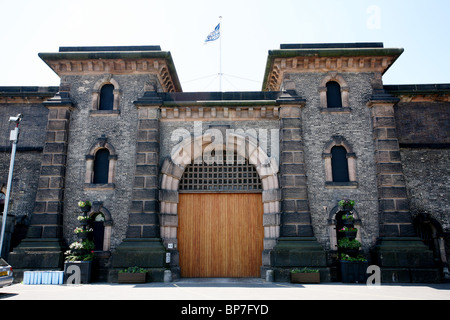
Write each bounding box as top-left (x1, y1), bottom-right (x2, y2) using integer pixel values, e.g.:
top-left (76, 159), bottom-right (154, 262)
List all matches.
top-left (265, 56), bottom-right (396, 91)
top-left (48, 59), bottom-right (177, 93)
top-left (160, 106), bottom-right (279, 121)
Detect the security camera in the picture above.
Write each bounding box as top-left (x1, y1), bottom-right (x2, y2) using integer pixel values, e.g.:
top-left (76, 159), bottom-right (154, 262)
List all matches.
top-left (9, 114), bottom-right (23, 123)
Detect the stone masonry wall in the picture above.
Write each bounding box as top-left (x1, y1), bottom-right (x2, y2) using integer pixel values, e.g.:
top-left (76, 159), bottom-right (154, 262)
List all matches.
top-left (0, 103), bottom-right (48, 248)
top-left (0, 152), bottom-right (42, 219)
top-left (287, 72), bottom-right (380, 251)
top-left (0, 103), bottom-right (48, 214)
top-left (400, 148), bottom-right (450, 231)
top-left (63, 74), bottom-right (160, 249)
top-left (395, 101), bottom-right (450, 263)
top-left (394, 101), bottom-right (450, 145)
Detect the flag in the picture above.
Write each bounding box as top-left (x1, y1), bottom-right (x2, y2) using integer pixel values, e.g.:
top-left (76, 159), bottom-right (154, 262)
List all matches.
top-left (204, 23), bottom-right (220, 43)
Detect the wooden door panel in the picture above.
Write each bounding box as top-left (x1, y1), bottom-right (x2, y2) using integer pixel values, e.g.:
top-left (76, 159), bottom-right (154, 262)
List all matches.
top-left (178, 193), bottom-right (263, 278)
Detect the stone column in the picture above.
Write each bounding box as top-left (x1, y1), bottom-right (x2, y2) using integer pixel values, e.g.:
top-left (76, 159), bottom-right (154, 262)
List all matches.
top-left (270, 90), bottom-right (329, 282)
top-left (9, 89), bottom-right (73, 275)
top-left (278, 105), bottom-right (313, 237)
top-left (368, 90), bottom-right (438, 283)
top-left (369, 98), bottom-right (414, 237)
top-left (111, 87), bottom-right (166, 281)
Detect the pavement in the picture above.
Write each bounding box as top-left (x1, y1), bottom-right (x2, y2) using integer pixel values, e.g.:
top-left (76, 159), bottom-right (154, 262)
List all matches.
top-left (1, 278), bottom-right (450, 301)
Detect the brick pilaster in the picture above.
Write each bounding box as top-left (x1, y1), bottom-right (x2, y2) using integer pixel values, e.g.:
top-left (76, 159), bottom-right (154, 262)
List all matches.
top-left (30, 105), bottom-right (72, 237)
top-left (368, 90), bottom-right (416, 237)
top-left (126, 106), bottom-right (160, 239)
top-left (111, 88), bottom-right (166, 275)
top-left (270, 92), bottom-right (329, 281)
top-left (368, 92), bottom-right (437, 282)
top-left (279, 104), bottom-right (314, 237)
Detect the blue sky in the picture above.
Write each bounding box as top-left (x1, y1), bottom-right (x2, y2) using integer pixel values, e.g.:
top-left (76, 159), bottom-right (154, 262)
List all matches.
top-left (1, 0), bottom-right (449, 91)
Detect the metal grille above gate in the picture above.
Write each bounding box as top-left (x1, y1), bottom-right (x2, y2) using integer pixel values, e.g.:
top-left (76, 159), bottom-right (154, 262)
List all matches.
top-left (179, 152), bottom-right (262, 192)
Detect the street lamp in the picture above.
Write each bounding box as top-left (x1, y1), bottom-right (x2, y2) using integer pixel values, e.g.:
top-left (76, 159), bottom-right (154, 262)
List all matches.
top-left (0, 114), bottom-right (23, 257)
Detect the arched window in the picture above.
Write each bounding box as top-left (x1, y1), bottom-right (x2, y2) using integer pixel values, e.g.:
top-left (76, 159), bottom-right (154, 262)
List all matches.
top-left (319, 74), bottom-right (350, 112)
top-left (323, 136), bottom-right (357, 188)
top-left (93, 148), bottom-right (110, 184)
top-left (99, 84), bottom-right (114, 111)
top-left (85, 136), bottom-right (117, 189)
top-left (91, 78), bottom-right (120, 115)
top-left (326, 81), bottom-right (342, 108)
top-left (331, 146), bottom-right (349, 182)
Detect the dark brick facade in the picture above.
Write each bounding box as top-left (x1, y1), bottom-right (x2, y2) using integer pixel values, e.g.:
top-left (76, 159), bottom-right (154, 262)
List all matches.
top-left (1, 44), bottom-right (448, 283)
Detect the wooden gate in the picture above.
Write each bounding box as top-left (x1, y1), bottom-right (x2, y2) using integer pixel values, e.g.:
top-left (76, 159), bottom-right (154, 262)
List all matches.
top-left (178, 193), bottom-right (264, 278)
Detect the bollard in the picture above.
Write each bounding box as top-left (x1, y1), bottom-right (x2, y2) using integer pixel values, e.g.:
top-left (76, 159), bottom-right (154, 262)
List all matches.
top-left (266, 269), bottom-right (274, 282)
top-left (164, 270), bottom-right (172, 283)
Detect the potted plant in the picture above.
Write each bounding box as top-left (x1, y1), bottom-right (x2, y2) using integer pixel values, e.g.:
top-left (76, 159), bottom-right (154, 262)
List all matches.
top-left (337, 237), bottom-right (361, 255)
top-left (341, 213), bottom-right (354, 226)
top-left (77, 215), bottom-right (91, 226)
top-left (340, 254), bottom-right (368, 283)
top-left (118, 266), bottom-right (148, 283)
top-left (338, 199), bottom-right (355, 211)
top-left (64, 200), bottom-right (94, 284)
top-left (338, 226), bottom-right (358, 239)
top-left (290, 267), bottom-right (320, 284)
top-left (78, 200), bottom-right (92, 213)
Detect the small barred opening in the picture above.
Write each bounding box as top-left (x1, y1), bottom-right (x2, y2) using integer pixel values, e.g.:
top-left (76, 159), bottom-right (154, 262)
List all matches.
top-left (179, 152), bottom-right (262, 192)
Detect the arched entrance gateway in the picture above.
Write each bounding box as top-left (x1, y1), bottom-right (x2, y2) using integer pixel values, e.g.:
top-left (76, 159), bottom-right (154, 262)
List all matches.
top-left (159, 132), bottom-right (280, 278)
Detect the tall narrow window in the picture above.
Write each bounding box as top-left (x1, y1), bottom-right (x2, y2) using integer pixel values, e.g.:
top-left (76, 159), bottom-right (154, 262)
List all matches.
top-left (93, 149), bottom-right (110, 184)
top-left (326, 81), bottom-right (342, 108)
top-left (331, 146), bottom-right (349, 182)
top-left (99, 84), bottom-right (114, 110)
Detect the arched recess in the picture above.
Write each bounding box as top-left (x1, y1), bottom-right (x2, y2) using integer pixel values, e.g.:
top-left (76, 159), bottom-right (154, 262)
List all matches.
top-left (327, 205), bottom-right (363, 252)
top-left (85, 135), bottom-right (118, 188)
top-left (85, 202), bottom-right (113, 252)
top-left (91, 75), bottom-right (121, 112)
top-left (319, 72), bottom-right (350, 109)
top-left (159, 132), bottom-right (281, 264)
top-left (413, 213), bottom-right (449, 279)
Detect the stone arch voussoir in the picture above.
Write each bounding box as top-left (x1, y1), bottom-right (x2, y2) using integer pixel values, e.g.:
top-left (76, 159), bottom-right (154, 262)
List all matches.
top-left (159, 132), bottom-right (281, 254)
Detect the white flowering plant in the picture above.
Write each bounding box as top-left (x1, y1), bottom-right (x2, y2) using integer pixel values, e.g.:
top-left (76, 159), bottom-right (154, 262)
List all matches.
top-left (65, 240), bottom-right (95, 262)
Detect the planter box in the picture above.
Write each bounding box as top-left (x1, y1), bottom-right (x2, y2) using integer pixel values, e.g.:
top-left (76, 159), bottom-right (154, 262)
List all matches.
top-left (64, 261), bottom-right (92, 284)
top-left (340, 261), bottom-right (368, 283)
top-left (290, 272), bottom-right (320, 284)
top-left (343, 220), bottom-right (354, 226)
top-left (118, 272), bottom-right (147, 283)
top-left (340, 248), bottom-right (360, 255)
top-left (340, 231), bottom-right (357, 239)
top-left (339, 205), bottom-right (354, 212)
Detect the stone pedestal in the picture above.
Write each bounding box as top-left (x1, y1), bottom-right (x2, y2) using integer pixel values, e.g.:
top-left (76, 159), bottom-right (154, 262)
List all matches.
top-left (9, 238), bottom-right (66, 282)
top-left (372, 237), bottom-right (441, 283)
top-left (271, 237), bottom-right (330, 282)
top-left (111, 238), bottom-right (166, 282)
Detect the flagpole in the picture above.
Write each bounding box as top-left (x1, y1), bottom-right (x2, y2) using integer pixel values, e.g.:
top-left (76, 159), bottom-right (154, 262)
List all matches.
top-left (219, 16), bottom-right (222, 92)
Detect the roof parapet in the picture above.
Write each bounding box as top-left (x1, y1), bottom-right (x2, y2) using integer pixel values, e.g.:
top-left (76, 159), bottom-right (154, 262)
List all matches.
top-left (263, 43), bottom-right (404, 91)
top-left (39, 46), bottom-right (182, 92)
